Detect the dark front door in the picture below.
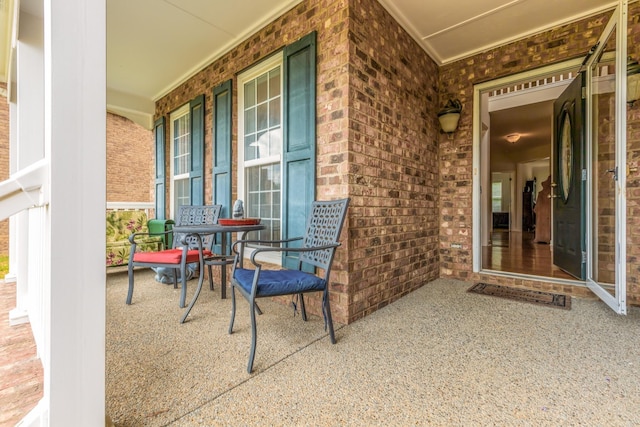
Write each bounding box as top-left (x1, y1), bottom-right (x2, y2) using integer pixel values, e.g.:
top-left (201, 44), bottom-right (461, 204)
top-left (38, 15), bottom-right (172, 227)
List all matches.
top-left (552, 72), bottom-right (585, 280)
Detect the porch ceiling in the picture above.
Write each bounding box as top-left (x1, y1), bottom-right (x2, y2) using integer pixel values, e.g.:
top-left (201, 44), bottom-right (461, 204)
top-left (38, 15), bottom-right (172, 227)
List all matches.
top-left (1, 0), bottom-right (618, 128)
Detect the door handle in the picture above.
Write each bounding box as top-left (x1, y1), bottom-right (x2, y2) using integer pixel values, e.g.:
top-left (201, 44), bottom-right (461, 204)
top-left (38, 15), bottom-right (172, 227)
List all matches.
top-left (549, 182), bottom-right (559, 198)
top-left (605, 167), bottom-right (618, 180)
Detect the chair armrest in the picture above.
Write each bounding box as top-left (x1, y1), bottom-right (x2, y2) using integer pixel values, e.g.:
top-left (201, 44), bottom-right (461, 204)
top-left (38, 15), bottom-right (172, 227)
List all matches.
top-left (231, 236), bottom-right (302, 254)
top-left (248, 242), bottom-right (341, 267)
top-left (128, 230), bottom-right (173, 254)
top-left (128, 229), bottom-right (172, 243)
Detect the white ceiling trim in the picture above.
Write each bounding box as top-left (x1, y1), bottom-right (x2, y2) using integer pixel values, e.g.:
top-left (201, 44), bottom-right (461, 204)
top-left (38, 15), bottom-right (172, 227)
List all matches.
top-left (422, 0), bottom-right (523, 40)
top-left (378, 0), bottom-right (618, 65)
top-left (151, 0), bottom-right (303, 102)
top-left (439, 2), bottom-right (618, 65)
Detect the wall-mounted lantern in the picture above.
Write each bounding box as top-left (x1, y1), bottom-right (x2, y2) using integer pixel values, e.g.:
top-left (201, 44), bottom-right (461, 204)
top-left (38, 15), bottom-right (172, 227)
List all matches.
top-left (438, 99), bottom-right (462, 134)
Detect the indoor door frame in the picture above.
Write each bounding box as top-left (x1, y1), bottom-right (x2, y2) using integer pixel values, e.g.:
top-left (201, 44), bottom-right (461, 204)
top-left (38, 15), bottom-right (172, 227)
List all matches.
top-left (472, 58), bottom-right (583, 279)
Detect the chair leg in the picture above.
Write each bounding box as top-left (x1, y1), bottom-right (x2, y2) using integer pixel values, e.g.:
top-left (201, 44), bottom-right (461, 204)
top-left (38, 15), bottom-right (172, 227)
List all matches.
top-left (179, 268), bottom-right (187, 308)
top-left (208, 265), bottom-right (214, 291)
top-left (299, 293), bottom-right (307, 321)
top-left (324, 293), bottom-right (336, 344)
top-left (228, 283), bottom-right (236, 334)
top-left (180, 262), bottom-right (206, 324)
top-left (126, 263), bottom-right (135, 305)
top-left (247, 295), bottom-right (258, 373)
top-left (221, 263), bottom-right (227, 299)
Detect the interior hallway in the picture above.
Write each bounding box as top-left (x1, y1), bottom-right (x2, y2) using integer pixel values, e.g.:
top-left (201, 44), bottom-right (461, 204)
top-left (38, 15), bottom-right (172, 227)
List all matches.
top-left (482, 230), bottom-right (575, 280)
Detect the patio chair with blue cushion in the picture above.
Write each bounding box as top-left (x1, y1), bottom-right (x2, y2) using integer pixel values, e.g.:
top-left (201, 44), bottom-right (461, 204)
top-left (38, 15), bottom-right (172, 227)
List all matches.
top-left (127, 205), bottom-right (221, 308)
top-left (228, 198), bottom-right (350, 373)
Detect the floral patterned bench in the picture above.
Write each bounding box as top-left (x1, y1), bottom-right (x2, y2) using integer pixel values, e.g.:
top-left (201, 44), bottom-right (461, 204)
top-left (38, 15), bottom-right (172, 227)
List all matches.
top-left (106, 210), bottom-right (164, 267)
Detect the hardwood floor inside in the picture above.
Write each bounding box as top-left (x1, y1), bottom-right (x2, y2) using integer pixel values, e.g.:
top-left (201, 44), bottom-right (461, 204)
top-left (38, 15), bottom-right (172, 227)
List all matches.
top-left (481, 230), bottom-right (576, 280)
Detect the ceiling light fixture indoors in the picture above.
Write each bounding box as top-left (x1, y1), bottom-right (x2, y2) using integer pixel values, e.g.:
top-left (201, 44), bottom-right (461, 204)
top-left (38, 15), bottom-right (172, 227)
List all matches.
top-left (505, 133), bottom-right (521, 144)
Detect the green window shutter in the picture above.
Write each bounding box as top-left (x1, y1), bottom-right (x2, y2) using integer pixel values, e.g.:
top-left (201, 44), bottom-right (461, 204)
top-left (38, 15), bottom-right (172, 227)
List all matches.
top-left (190, 94), bottom-right (205, 205)
top-left (282, 31), bottom-right (317, 269)
top-left (213, 80), bottom-right (233, 253)
top-left (154, 116), bottom-right (166, 219)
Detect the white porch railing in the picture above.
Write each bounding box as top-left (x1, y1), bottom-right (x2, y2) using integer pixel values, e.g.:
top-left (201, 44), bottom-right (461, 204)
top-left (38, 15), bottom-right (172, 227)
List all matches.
top-left (0, 159), bottom-right (49, 221)
top-left (106, 201), bottom-right (154, 217)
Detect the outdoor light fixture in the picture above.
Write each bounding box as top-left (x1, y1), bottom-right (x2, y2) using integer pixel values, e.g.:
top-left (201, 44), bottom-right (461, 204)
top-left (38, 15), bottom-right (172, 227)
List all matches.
top-left (628, 56), bottom-right (640, 106)
top-left (438, 99), bottom-right (462, 134)
top-left (505, 133), bottom-right (521, 144)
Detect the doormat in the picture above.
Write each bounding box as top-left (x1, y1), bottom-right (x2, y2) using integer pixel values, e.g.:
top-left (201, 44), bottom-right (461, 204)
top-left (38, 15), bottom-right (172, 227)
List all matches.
top-left (467, 283), bottom-right (571, 310)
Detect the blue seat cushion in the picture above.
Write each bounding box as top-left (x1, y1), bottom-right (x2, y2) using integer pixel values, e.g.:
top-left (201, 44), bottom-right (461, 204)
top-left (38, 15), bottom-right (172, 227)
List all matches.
top-left (234, 268), bottom-right (326, 297)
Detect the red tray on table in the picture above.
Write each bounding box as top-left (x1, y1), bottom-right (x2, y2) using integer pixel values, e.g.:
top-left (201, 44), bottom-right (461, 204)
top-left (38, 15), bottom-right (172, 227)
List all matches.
top-left (218, 218), bottom-right (261, 226)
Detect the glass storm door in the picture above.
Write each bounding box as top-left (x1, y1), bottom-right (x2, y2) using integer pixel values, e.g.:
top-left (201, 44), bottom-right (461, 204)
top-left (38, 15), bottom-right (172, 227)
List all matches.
top-left (585, 3), bottom-right (627, 314)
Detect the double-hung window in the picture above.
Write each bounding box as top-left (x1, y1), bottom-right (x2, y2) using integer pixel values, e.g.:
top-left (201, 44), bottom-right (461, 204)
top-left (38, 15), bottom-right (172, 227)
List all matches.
top-left (157, 95), bottom-right (204, 219)
top-left (170, 104), bottom-right (191, 217)
top-left (213, 32), bottom-right (316, 268)
top-left (238, 53), bottom-right (283, 246)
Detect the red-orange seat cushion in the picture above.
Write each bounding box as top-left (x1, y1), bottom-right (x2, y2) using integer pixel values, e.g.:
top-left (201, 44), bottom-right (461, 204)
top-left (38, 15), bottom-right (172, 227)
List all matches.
top-left (133, 248), bottom-right (213, 264)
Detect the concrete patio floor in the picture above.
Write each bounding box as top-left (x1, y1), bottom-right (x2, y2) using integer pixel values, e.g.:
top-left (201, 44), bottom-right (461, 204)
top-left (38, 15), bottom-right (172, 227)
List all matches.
top-left (106, 269), bottom-right (640, 426)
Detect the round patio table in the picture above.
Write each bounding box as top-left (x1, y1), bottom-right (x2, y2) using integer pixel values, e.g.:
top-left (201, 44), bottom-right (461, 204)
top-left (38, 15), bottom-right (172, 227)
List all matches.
top-left (172, 223), bottom-right (264, 323)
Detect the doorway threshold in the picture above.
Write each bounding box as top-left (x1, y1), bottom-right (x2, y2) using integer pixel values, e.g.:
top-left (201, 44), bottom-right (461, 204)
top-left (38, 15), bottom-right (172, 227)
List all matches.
top-left (480, 268), bottom-right (586, 287)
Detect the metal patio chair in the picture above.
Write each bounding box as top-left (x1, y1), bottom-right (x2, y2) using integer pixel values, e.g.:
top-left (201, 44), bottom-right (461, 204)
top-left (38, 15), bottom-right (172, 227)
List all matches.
top-left (126, 205), bottom-right (221, 308)
top-left (228, 198), bottom-right (350, 373)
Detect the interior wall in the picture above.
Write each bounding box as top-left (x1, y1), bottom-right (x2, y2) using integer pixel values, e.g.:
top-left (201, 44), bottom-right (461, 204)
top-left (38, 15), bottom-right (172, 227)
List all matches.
top-left (532, 164), bottom-right (551, 196)
top-left (516, 159), bottom-right (549, 233)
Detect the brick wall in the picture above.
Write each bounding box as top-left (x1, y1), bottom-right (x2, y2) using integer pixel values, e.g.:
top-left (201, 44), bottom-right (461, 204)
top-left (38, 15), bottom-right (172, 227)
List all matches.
top-left (345, 0), bottom-right (440, 321)
top-left (438, 5), bottom-right (640, 305)
top-left (625, 8), bottom-right (640, 305)
top-left (153, 1), bottom-right (640, 319)
top-left (155, 0), bottom-right (353, 322)
top-left (595, 86), bottom-right (616, 285)
top-left (106, 112), bottom-right (153, 204)
top-left (0, 83), bottom-right (9, 256)
top-left (154, 0), bottom-right (441, 323)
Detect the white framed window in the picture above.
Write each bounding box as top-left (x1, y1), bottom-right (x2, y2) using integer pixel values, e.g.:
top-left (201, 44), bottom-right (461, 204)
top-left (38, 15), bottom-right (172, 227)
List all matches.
top-left (238, 53), bottom-right (283, 263)
top-left (170, 104), bottom-right (190, 218)
top-left (491, 182), bottom-right (502, 212)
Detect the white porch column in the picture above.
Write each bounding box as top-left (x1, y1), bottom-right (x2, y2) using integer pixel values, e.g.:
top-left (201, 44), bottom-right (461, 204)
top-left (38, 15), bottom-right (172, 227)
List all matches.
top-left (35, 0), bottom-right (106, 424)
